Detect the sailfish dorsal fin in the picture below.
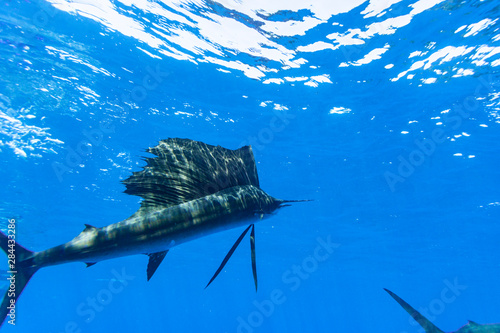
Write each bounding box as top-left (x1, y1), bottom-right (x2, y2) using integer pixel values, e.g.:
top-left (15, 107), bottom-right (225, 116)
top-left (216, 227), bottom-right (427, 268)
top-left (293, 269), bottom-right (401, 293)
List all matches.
top-left (122, 138), bottom-right (260, 213)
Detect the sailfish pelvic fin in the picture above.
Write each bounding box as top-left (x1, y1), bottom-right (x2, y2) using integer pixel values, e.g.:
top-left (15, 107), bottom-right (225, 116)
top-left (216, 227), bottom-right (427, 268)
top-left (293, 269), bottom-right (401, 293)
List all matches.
top-left (250, 224), bottom-right (257, 291)
top-left (205, 224), bottom-right (258, 290)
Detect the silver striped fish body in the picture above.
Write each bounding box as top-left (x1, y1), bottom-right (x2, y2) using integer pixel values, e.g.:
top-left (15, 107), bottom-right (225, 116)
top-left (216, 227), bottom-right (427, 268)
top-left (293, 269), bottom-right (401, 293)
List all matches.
top-left (32, 185), bottom-right (279, 267)
top-left (0, 138), bottom-right (305, 327)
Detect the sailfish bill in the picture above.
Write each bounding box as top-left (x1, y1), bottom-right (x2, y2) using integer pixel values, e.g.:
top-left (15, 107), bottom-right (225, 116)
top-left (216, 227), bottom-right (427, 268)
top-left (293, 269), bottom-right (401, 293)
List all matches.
top-left (0, 138), bottom-right (310, 327)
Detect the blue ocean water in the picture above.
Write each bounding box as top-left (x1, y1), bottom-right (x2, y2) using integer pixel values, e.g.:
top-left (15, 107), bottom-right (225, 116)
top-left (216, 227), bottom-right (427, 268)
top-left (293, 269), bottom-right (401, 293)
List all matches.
top-left (1, 0), bottom-right (500, 332)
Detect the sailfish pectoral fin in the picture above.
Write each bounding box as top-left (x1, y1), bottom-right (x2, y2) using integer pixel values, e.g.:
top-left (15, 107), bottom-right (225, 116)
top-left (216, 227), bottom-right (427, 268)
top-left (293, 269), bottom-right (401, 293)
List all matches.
top-left (250, 224), bottom-right (257, 291)
top-left (205, 225), bottom-right (253, 289)
top-left (146, 250), bottom-right (169, 281)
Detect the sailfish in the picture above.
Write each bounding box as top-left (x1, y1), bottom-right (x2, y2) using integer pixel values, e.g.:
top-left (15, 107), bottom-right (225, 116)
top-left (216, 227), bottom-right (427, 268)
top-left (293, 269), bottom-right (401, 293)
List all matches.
top-left (0, 138), bottom-right (309, 326)
top-left (384, 288), bottom-right (500, 333)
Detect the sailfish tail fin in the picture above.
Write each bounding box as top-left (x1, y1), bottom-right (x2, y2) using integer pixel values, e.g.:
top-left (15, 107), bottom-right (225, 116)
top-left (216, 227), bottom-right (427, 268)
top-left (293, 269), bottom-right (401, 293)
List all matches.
top-left (384, 288), bottom-right (445, 333)
top-left (0, 230), bottom-right (39, 327)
